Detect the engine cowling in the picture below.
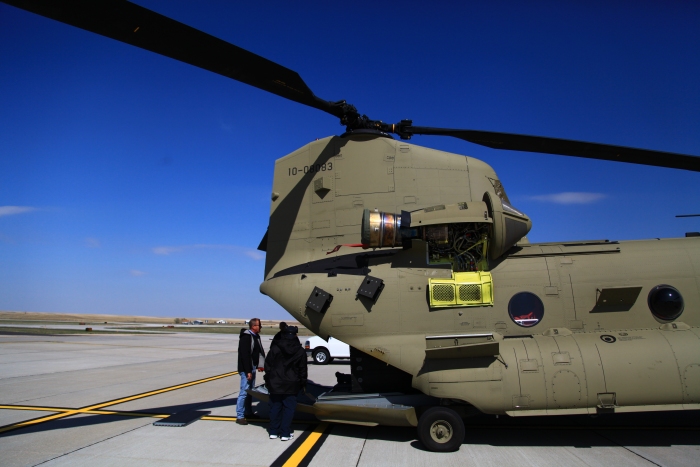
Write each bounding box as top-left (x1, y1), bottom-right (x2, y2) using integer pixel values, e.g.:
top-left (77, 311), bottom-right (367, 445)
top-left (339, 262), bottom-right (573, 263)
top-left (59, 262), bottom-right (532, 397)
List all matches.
top-left (483, 193), bottom-right (532, 259)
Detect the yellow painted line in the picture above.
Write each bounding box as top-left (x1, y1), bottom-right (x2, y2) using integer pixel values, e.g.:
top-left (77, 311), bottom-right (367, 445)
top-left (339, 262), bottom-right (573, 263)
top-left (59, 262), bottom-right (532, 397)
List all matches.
top-left (0, 405), bottom-right (73, 412)
top-left (283, 422), bottom-right (330, 467)
top-left (0, 371), bottom-right (237, 434)
top-left (201, 415), bottom-right (241, 421)
top-left (0, 404), bottom-right (281, 424)
top-left (0, 410), bottom-right (80, 433)
top-left (0, 405), bottom-right (211, 420)
top-left (85, 410), bottom-right (169, 418)
top-left (84, 371), bottom-right (238, 410)
top-left (0, 405), bottom-right (164, 417)
top-left (1, 403), bottom-right (698, 433)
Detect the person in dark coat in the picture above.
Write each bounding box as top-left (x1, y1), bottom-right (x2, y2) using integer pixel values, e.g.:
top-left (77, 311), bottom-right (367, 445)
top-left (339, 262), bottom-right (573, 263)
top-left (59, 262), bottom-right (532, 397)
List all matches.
top-left (271, 322), bottom-right (287, 342)
top-left (236, 318), bottom-right (265, 425)
top-left (272, 321), bottom-right (302, 347)
top-left (264, 325), bottom-right (307, 441)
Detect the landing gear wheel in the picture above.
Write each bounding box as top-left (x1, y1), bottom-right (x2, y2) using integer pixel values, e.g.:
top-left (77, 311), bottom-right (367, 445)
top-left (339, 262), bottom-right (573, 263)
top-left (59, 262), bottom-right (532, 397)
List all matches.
top-left (417, 407), bottom-right (465, 452)
top-left (312, 348), bottom-right (330, 365)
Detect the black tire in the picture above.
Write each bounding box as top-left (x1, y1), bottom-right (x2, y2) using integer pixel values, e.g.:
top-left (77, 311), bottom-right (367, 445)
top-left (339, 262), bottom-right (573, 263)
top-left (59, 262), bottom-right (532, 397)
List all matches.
top-left (328, 357), bottom-right (334, 363)
top-left (312, 348), bottom-right (330, 365)
top-left (417, 407), bottom-right (465, 452)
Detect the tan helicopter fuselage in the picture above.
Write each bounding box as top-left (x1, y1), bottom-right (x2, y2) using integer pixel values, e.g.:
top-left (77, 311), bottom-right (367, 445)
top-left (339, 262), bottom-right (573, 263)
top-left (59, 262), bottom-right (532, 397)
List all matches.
top-left (260, 134), bottom-right (700, 418)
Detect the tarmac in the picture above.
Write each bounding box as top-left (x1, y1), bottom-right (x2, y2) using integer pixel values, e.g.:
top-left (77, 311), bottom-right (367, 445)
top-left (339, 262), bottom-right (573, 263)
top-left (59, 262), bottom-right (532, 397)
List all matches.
top-left (0, 330), bottom-right (698, 466)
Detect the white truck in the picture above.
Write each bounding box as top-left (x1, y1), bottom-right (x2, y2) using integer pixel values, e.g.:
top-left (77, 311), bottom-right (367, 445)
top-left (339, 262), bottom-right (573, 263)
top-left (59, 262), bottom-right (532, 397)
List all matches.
top-left (304, 336), bottom-right (350, 364)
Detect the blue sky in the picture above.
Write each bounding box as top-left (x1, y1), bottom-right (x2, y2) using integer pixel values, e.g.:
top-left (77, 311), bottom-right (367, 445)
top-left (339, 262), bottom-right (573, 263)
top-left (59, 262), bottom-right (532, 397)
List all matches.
top-left (1, 1), bottom-right (698, 319)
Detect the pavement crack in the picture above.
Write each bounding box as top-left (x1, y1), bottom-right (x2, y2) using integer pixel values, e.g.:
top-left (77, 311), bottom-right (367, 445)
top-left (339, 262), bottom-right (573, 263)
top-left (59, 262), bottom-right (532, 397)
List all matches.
top-left (355, 427), bottom-right (370, 467)
top-left (592, 429), bottom-right (662, 466)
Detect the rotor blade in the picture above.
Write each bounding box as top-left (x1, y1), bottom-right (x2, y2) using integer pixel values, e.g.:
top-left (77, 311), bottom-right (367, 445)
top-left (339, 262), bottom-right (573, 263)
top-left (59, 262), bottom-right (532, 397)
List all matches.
top-left (408, 127), bottom-right (700, 172)
top-left (2, 0), bottom-right (341, 117)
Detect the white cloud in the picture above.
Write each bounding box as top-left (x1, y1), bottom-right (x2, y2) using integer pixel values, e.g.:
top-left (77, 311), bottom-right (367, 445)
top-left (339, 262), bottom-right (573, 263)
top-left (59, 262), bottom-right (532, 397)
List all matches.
top-left (85, 237), bottom-right (101, 248)
top-left (130, 270), bottom-right (146, 276)
top-left (244, 250), bottom-right (266, 261)
top-left (528, 192), bottom-right (606, 205)
top-left (152, 244), bottom-right (264, 260)
top-left (0, 206), bottom-right (36, 217)
top-left (152, 246), bottom-right (184, 255)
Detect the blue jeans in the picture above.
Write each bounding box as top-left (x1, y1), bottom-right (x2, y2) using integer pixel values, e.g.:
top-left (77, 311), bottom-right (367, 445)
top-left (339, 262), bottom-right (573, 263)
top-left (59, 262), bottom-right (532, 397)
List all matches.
top-left (236, 371), bottom-right (256, 419)
top-left (269, 394), bottom-right (297, 438)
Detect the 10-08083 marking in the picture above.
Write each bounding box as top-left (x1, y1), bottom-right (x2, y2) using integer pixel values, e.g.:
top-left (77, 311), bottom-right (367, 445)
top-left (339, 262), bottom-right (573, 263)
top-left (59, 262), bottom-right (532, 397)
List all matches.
top-left (288, 162), bottom-right (332, 176)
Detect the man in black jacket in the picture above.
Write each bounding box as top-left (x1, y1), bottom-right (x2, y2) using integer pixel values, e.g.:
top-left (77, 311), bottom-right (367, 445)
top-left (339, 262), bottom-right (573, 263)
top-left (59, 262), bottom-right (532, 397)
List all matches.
top-left (236, 318), bottom-right (265, 425)
top-left (264, 325), bottom-right (307, 441)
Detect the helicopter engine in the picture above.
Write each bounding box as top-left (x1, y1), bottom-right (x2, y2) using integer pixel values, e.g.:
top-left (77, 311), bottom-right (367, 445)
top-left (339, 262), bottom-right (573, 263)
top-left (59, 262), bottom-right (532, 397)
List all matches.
top-left (361, 200), bottom-right (532, 271)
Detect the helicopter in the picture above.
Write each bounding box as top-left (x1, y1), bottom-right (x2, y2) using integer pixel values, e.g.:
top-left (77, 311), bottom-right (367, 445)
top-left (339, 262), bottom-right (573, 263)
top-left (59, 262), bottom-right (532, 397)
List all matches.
top-left (3, 0), bottom-right (700, 453)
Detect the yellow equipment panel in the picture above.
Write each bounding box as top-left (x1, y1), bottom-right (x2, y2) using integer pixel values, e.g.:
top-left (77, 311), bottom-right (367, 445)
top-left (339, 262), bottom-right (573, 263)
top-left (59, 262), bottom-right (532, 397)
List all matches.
top-left (428, 271), bottom-right (494, 308)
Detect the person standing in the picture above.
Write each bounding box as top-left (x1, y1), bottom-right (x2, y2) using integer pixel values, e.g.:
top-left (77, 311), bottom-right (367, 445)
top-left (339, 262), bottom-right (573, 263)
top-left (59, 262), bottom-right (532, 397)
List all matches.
top-left (236, 318), bottom-right (265, 425)
top-left (264, 325), bottom-right (307, 441)
top-left (272, 322), bottom-right (287, 342)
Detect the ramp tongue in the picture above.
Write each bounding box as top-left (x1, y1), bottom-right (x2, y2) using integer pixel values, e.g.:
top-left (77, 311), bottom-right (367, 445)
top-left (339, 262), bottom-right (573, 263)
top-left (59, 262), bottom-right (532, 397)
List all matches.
top-left (153, 410), bottom-right (210, 427)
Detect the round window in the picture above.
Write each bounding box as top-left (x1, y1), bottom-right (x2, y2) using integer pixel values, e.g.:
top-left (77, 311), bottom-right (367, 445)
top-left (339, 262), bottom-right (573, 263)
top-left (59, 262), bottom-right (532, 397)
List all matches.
top-left (648, 285), bottom-right (684, 321)
top-left (508, 292), bottom-right (544, 327)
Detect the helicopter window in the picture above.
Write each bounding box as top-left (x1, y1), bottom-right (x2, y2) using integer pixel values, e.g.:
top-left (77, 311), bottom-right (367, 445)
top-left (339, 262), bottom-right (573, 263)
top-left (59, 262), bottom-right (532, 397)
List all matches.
top-left (508, 292), bottom-right (544, 327)
top-left (648, 285), bottom-right (684, 321)
top-left (487, 178), bottom-right (511, 204)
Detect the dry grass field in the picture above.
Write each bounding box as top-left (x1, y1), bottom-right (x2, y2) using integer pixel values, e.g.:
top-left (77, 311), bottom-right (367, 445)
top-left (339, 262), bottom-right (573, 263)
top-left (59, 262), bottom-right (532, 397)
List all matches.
top-left (0, 310), bottom-right (304, 329)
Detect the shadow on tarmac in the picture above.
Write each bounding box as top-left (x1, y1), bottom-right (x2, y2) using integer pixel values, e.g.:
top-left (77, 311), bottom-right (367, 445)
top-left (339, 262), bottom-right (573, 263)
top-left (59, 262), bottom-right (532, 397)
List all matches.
top-left (3, 377), bottom-right (698, 452)
top-left (0, 378), bottom-right (327, 438)
top-left (328, 409), bottom-right (700, 450)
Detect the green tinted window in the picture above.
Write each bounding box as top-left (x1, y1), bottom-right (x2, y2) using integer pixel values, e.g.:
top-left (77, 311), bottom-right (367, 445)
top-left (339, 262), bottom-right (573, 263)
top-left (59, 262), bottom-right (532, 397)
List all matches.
top-left (648, 285), bottom-right (684, 321)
